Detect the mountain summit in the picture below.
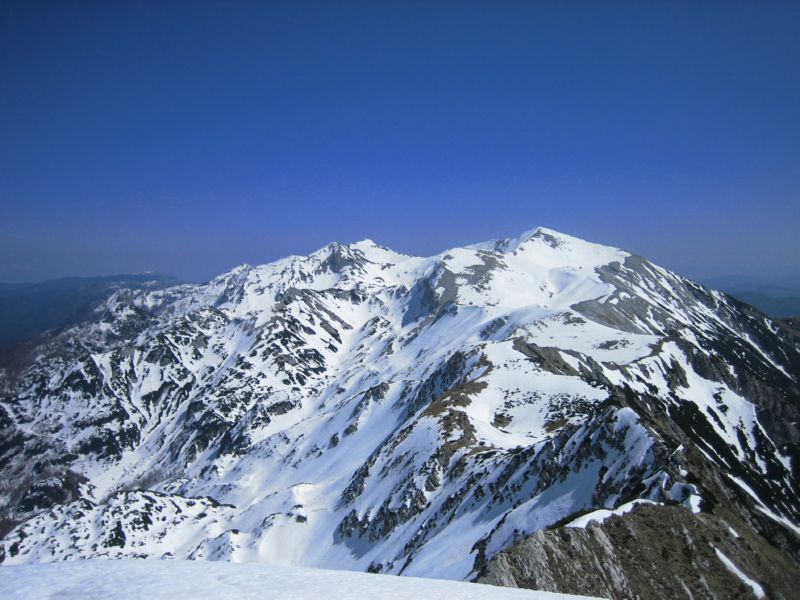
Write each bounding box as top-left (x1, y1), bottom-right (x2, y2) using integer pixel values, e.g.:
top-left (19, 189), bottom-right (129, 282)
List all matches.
top-left (1, 228), bottom-right (798, 598)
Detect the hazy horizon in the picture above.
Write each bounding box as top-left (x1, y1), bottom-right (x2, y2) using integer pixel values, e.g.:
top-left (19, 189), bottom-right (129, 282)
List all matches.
top-left (2, 224), bottom-right (800, 291)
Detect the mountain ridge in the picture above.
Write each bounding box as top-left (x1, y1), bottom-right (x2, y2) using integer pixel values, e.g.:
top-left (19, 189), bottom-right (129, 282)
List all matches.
top-left (0, 227), bottom-right (797, 598)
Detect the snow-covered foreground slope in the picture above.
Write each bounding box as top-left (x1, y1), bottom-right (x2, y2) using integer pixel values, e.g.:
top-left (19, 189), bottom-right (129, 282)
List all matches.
top-left (0, 227), bottom-right (798, 598)
top-left (0, 560), bottom-right (600, 600)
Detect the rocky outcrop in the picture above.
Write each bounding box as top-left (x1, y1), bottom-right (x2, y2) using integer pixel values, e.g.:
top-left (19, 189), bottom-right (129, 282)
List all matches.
top-left (478, 504), bottom-right (799, 599)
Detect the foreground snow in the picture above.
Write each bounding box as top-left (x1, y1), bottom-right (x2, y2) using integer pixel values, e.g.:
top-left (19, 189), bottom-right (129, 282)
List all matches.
top-left (0, 559), bottom-right (601, 600)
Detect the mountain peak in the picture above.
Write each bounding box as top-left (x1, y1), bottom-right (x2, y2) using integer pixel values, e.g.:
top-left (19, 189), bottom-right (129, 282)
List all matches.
top-left (348, 238), bottom-right (419, 266)
top-left (350, 238), bottom-right (378, 247)
top-left (522, 225), bottom-right (562, 239)
top-left (514, 226), bottom-right (591, 250)
top-left (476, 227), bottom-right (629, 274)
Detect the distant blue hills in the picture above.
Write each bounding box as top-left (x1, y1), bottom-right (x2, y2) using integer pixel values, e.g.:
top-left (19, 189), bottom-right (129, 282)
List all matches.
top-left (0, 273), bottom-right (181, 347)
top-left (700, 276), bottom-right (800, 319)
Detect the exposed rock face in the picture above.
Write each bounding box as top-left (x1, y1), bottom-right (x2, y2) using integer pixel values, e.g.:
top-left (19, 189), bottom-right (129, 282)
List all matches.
top-left (0, 228), bottom-right (797, 593)
top-left (778, 317), bottom-right (800, 341)
top-left (478, 504), bottom-right (799, 600)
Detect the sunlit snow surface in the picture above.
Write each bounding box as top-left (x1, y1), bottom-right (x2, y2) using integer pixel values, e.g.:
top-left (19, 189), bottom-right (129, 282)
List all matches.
top-left (0, 560), bottom-right (601, 600)
top-left (565, 499), bottom-right (656, 528)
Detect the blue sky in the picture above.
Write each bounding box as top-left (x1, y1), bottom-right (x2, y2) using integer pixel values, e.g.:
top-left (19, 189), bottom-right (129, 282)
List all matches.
top-left (1, 1), bottom-right (798, 284)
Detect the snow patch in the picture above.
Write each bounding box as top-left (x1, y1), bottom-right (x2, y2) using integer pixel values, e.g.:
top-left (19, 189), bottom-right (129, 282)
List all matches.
top-left (712, 547), bottom-right (765, 598)
top-left (566, 499), bottom-right (656, 528)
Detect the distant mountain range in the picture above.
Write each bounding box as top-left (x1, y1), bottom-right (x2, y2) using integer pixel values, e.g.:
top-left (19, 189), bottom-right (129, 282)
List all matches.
top-left (0, 273), bottom-right (181, 347)
top-left (1, 227), bottom-right (797, 599)
top-left (727, 292), bottom-right (800, 319)
top-left (700, 276), bottom-right (800, 319)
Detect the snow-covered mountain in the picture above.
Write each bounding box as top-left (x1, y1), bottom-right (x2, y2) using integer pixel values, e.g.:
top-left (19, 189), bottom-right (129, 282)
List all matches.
top-left (1, 227), bottom-right (798, 598)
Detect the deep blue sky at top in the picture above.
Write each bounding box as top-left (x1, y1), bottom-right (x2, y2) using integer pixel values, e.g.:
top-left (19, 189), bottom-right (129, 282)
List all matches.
top-left (1, 1), bottom-right (798, 284)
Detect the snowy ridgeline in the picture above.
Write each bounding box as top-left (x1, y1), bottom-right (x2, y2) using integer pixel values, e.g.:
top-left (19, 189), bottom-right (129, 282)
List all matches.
top-left (0, 226), bottom-right (797, 595)
top-left (0, 560), bottom-right (601, 600)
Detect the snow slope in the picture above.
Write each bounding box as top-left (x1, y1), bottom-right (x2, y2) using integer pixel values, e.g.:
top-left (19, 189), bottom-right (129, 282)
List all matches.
top-left (0, 560), bottom-right (601, 600)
